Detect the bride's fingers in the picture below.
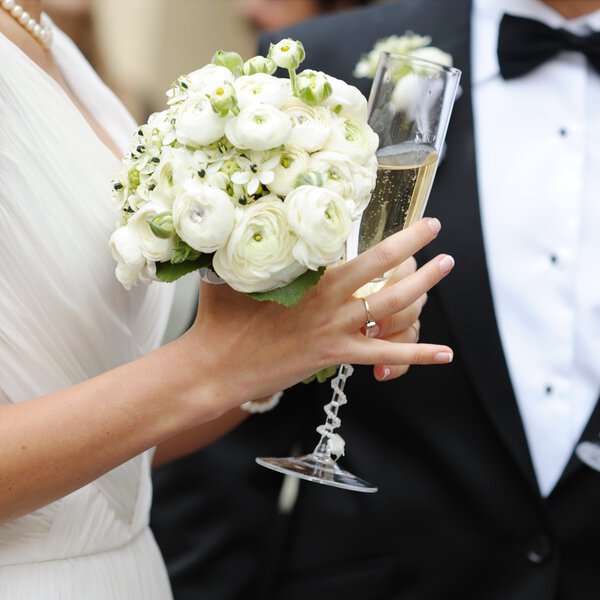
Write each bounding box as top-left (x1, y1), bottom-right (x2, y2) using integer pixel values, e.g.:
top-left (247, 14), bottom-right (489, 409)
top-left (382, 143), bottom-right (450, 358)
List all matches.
top-left (374, 363), bottom-right (410, 380)
top-left (329, 218), bottom-right (441, 300)
top-left (372, 297), bottom-right (424, 339)
top-left (342, 337), bottom-right (453, 367)
top-left (360, 254), bottom-right (453, 329)
top-left (371, 320), bottom-right (420, 380)
top-left (379, 256), bottom-right (417, 288)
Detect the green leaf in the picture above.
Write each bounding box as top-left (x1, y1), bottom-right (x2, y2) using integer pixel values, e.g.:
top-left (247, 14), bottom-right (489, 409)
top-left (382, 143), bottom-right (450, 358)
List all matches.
top-left (249, 267), bottom-right (325, 307)
top-left (155, 254), bottom-right (214, 283)
top-left (302, 365), bottom-right (339, 385)
top-left (171, 239), bottom-right (194, 264)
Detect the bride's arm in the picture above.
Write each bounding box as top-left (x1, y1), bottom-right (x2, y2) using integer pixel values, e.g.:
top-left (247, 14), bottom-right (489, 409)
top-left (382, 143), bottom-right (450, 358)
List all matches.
top-left (152, 256), bottom-right (432, 468)
top-left (0, 220), bottom-right (454, 524)
top-left (152, 409), bottom-right (248, 468)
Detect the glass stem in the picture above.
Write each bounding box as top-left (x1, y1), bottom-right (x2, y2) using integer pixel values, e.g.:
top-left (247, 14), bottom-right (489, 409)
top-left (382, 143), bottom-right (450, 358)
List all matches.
top-left (313, 363), bottom-right (354, 461)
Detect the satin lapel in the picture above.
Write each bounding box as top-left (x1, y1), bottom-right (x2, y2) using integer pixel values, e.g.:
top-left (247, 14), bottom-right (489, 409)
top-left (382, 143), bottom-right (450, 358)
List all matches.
top-left (418, 0), bottom-right (538, 492)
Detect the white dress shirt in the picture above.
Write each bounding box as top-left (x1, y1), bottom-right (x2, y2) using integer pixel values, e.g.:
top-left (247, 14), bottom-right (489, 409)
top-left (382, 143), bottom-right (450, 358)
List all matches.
top-left (472, 0), bottom-right (600, 496)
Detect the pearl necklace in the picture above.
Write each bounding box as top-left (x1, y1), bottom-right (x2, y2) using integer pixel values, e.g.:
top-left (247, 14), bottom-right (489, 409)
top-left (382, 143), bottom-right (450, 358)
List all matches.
top-left (1, 0), bottom-right (52, 49)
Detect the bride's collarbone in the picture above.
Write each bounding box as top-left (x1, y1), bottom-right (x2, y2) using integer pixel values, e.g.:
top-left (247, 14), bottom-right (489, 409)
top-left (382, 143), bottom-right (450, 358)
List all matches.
top-left (1, 18), bottom-right (122, 160)
top-left (0, 11), bottom-right (47, 67)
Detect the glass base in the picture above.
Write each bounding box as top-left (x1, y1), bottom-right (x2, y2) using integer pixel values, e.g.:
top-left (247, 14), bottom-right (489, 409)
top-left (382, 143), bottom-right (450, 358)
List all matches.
top-left (256, 454), bottom-right (378, 493)
top-left (576, 441), bottom-right (600, 471)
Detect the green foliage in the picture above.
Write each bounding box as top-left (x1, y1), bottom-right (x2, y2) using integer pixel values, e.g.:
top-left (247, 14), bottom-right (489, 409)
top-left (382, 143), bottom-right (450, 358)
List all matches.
top-left (302, 365), bottom-right (339, 384)
top-left (156, 253), bottom-right (213, 283)
top-left (249, 267), bottom-right (325, 307)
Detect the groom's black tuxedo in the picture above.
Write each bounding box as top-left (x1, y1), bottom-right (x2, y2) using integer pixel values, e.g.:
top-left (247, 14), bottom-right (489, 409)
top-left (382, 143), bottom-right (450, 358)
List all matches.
top-left (151, 2), bottom-right (600, 598)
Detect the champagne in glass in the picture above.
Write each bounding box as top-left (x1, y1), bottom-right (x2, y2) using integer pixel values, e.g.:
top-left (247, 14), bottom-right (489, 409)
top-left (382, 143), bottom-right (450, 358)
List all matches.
top-left (359, 144), bottom-right (439, 254)
top-left (355, 143), bottom-right (439, 297)
top-left (256, 52), bottom-right (461, 493)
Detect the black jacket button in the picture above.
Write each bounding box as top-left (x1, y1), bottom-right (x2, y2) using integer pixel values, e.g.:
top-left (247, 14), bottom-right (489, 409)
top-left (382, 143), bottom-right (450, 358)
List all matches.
top-left (526, 534), bottom-right (553, 564)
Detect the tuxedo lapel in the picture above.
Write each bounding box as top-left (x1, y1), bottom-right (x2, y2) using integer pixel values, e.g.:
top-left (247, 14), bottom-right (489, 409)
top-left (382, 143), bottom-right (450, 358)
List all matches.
top-left (417, 0), bottom-right (539, 493)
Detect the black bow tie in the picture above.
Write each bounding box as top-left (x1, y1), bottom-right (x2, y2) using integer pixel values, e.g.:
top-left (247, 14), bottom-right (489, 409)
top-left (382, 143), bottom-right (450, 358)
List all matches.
top-left (498, 13), bottom-right (600, 80)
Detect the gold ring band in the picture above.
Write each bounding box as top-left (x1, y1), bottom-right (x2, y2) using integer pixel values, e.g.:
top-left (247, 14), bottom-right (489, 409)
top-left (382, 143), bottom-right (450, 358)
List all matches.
top-left (361, 297), bottom-right (378, 335)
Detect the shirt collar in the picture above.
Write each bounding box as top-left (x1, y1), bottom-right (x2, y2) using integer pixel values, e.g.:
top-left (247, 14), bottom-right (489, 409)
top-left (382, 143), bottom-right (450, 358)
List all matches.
top-left (472, 0), bottom-right (600, 85)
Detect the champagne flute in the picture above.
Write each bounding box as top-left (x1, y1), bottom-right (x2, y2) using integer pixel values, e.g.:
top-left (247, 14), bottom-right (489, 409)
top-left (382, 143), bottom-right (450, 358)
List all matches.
top-left (256, 52), bottom-right (461, 492)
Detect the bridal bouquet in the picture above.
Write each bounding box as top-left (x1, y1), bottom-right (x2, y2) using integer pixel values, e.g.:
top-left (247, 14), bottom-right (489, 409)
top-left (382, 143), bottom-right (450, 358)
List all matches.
top-left (110, 39), bottom-right (378, 306)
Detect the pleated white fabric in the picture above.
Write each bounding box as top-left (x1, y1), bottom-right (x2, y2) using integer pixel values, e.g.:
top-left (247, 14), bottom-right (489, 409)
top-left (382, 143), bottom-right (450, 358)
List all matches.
top-left (0, 24), bottom-right (175, 599)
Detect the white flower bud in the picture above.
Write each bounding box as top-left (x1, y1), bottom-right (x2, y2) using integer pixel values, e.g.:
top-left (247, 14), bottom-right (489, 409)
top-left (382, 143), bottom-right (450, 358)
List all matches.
top-left (294, 69), bottom-right (332, 105)
top-left (212, 50), bottom-right (244, 76)
top-left (242, 55), bottom-right (277, 76)
top-left (268, 38), bottom-right (305, 70)
top-left (206, 80), bottom-right (238, 116)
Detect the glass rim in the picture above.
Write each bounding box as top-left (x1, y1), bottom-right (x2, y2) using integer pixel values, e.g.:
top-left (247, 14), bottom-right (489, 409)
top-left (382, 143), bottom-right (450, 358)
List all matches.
top-left (379, 50), bottom-right (461, 76)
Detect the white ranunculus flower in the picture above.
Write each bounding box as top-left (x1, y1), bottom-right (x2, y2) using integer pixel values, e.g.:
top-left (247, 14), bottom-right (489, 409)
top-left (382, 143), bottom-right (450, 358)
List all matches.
top-left (225, 104), bottom-right (292, 151)
top-left (323, 115), bottom-right (379, 165)
top-left (234, 73), bottom-right (291, 110)
top-left (268, 147), bottom-right (311, 197)
top-left (212, 196), bottom-right (305, 293)
top-left (175, 96), bottom-right (231, 147)
top-left (410, 46), bottom-right (453, 68)
top-left (285, 185), bottom-right (352, 270)
top-left (353, 33), bottom-right (433, 79)
top-left (186, 64), bottom-right (234, 94)
top-left (128, 203), bottom-right (175, 263)
top-left (359, 154), bottom-right (379, 213)
top-left (390, 72), bottom-right (420, 113)
top-left (173, 182), bottom-right (235, 253)
top-left (282, 98), bottom-right (332, 152)
top-left (309, 151), bottom-right (376, 218)
top-left (323, 75), bottom-right (368, 120)
top-left (110, 225), bottom-right (151, 289)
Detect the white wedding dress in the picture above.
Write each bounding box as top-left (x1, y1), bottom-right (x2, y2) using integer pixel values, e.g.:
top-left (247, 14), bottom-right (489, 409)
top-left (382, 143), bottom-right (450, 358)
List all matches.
top-left (0, 24), bottom-right (175, 600)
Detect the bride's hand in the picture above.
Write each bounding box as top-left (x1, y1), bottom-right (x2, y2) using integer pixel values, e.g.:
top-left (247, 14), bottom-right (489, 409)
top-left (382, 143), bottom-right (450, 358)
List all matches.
top-left (367, 256), bottom-right (431, 382)
top-left (185, 217), bottom-right (454, 412)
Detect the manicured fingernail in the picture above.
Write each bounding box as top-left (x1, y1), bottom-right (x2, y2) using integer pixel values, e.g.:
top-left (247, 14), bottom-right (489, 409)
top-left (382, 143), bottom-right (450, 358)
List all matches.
top-left (427, 218), bottom-right (441, 234)
top-left (439, 255), bottom-right (455, 275)
top-left (434, 351), bottom-right (453, 363)
top-left (375, 365), bottom-right (391, 380)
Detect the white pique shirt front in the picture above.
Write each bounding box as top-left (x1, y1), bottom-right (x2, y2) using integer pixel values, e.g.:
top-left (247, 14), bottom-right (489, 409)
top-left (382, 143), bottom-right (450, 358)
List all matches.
top-left (472, 0), bottom-right (600, 496)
